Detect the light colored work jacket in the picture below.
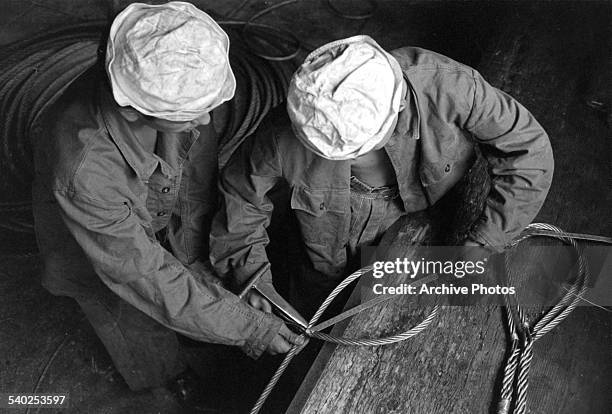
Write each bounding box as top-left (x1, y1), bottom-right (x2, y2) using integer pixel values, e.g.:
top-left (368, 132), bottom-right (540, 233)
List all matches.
top-left (32, 68), bottom-right (281, 359)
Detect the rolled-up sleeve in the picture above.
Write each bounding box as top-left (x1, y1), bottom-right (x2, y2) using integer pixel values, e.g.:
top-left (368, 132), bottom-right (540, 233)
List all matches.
top-left (209, 121), bottom-right (281, 290)
top-left (465, 70), bottom-right (554, 250)
top-left (55, 189), bottom-right (281, 359)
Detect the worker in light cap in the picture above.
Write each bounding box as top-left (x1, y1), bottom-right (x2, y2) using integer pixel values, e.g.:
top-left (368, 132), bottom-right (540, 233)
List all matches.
top-left (210, 35), bottom-right (554, 315)
top-left (31, 1), bottom-right (302, 408)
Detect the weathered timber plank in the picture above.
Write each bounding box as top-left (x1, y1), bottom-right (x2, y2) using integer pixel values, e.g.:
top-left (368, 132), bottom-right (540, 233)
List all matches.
top-left (290, 225), bottom-right (611, 414)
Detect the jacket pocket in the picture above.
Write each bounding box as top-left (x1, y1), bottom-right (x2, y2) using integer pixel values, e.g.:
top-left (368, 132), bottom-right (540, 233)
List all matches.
top-left (290, 186), bottom-right (348, 247)
top-left (419, 157), bottom-right (456, 187)
top-left (419, 129), bottom-right (474, 187)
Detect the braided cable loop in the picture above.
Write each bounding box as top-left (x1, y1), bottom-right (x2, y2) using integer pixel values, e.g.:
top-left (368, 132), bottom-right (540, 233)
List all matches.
top-left (499, 293), bottom-right (521, 414)
top-left (308, 264), bottom-right (373, 328)
top-left (513, 338), bottom-right (534, 414)
top-left (250, 263), bottom-right (439, 414)
top-left (253, 222), bottom-right (607, 414)
top-left (309, 306), bottom-right (439, 346)
top-left (497, 223), bottom-right (592, 414)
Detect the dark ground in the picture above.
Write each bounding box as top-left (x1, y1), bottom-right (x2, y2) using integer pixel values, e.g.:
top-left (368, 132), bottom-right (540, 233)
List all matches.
top-left (1, 1), bottom-right (611, 413)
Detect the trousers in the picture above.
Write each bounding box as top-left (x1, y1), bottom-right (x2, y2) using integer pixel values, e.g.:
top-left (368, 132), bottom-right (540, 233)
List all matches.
top-left (34, 223), bottom-right (186, 391)
top-left (287, 176), bottom-right (406, 317)
top-left (346, 175), bottom-right (406, 266)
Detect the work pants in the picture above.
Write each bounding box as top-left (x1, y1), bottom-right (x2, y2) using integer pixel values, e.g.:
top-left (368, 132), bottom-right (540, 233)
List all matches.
top-left (34, 225), bottom-right (186, 391)
top-left (288, 177), bottom-right (406, 318)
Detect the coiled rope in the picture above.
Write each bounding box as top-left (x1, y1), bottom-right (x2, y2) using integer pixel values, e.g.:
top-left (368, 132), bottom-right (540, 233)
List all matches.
top-left (0, 0), bottom-right (378, 237)
top-left (0, 22), bottom-right (294, 234)
top-left (222, 0), bottom-right (377, 61)
top-left (251, 223), bottom-right (611, 414)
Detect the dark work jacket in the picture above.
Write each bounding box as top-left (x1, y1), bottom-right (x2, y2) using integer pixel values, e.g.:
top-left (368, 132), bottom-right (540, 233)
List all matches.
top-left (210, 46), bottom-right (554, 288)
top-left (31, 68), bottom-right (281, 359)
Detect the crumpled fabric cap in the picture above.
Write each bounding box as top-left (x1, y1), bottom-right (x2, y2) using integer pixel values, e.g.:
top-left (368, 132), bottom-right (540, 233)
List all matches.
top-left (106, 1), bottom-right (236, 121)
top-left (287, 35), bottom-right (404, 160)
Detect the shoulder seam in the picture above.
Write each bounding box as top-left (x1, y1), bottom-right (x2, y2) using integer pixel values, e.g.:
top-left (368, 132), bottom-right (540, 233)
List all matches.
top-left (404, 64), bottom-right (474, 75)
top-left (67, 127), bottom-right (108, 194)
top-left (466, 68), bottom-right (478, 128)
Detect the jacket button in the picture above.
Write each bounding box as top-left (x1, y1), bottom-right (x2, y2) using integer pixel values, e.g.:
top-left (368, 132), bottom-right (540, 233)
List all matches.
top-left (319, 202), bottom-right (325, 210)
top-left (444, 164), bottom-right (451, 173)
top-left (161, 187), bottom-right (170, 193)
top-left (157, 211), bottom-right (167, 217)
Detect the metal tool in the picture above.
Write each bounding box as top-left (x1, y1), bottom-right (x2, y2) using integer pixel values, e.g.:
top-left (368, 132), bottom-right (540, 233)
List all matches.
top-left (239, 263), bottom-right (308, 329)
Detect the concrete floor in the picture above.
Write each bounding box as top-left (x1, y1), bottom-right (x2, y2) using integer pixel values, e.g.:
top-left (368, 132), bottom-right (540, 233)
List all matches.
top-left (0, 1), bottom-right (610, 413)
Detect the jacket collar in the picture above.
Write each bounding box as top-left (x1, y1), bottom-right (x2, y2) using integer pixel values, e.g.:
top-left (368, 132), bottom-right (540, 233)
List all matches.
top-left (97, 84), bottom-right (200, 180)
top-left (385, 73), bottom-right (420, 148)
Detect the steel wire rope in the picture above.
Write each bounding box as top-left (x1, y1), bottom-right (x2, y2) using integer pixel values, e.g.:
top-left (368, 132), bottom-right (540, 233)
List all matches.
top-left (249, 263), bottom-right (440, 414)
top-left (250, 222), bottom-right (611, 414)
top-left (496, 223), bottom-right (596, 414)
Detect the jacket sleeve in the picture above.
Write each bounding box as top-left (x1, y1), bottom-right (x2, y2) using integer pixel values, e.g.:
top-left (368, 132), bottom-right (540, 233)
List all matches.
top-left (54, 189), bottom-right (282, 359)
top-left (464, 70), bottom-right (554, 250)
top-left (209, 120), bottom-right (282, 290)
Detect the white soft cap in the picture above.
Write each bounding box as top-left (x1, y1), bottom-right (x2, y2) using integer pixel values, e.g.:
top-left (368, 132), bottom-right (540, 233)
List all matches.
top-left (287, 35), bottom-right (404, 160)
top-left (106, 1), bottom-right (236, 121)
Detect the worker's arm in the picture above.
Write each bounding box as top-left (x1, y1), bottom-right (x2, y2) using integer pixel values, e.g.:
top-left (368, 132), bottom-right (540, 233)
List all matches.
top-left (209, 118), bottom-right (282, 296)
top-left (463, 70), bottom-right (554, 251)
top-left (54, 188), bottom-right (293, 358)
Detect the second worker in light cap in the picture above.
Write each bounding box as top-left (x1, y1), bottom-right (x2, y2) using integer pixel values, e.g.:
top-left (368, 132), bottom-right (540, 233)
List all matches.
top-left (31, 1), bottom-right (302, 408)
top-left (210, 35), bottom-right (554, 315)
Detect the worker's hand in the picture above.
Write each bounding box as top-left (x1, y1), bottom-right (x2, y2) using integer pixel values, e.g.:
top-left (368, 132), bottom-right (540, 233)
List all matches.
top-left (456, 238), bottom-right (495, 264)
top-left (266, 324), bottom-right (306, 355)
top-left (246, 289), bottom-right (272, 313)
top-left (464, 239), bottom-right (496, 263)
top-left (445, 238), bottom-right (498, 305)
top-left (462, 239), bottom-right (483, 248)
